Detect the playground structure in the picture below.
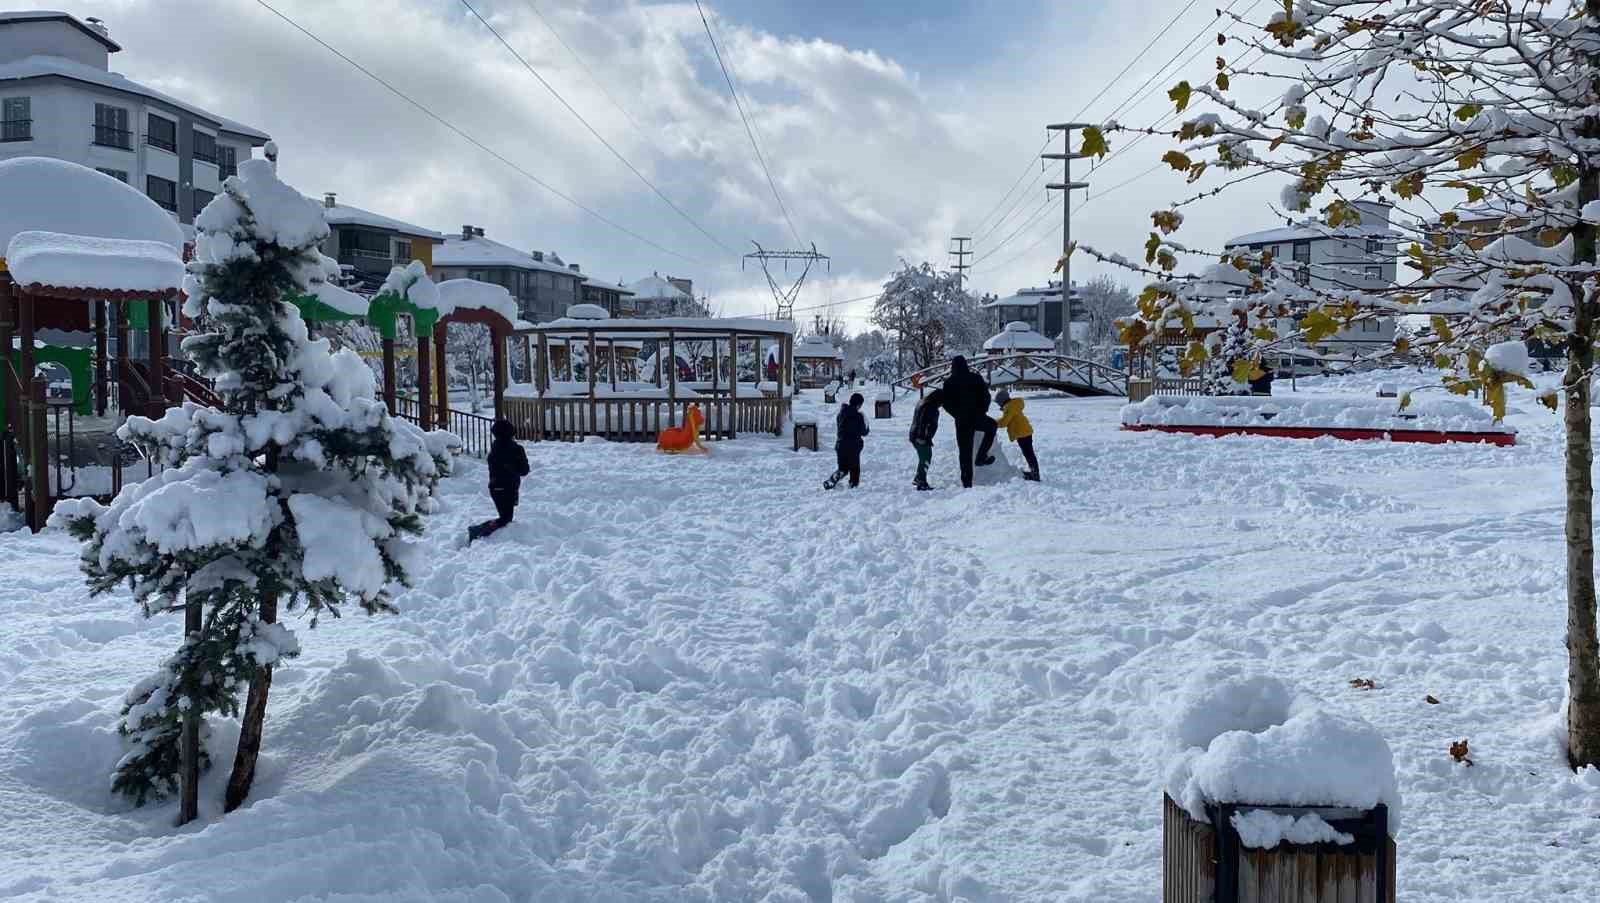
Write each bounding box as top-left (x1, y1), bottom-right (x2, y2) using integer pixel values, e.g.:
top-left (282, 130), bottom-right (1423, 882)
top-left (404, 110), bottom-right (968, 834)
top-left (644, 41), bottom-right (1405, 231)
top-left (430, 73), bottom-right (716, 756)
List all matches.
top-left (1, 157), bottom-right (192, 530)
top-left (504, 315), bottom-right (794, 443)
top-left (792, 334), bottom-right (845, 389)
top-left (656, 405), bottom-right (708, 454)
top-left (894, 352), bottom-right (1128, 399)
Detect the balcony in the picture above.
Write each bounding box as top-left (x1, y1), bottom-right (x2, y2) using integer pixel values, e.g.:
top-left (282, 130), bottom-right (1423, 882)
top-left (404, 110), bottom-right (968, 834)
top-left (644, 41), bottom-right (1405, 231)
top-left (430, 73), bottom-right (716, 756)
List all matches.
top-left (0, 119), bottom-right (30, 142)
top-left (93, 125), bottom-right (132, 149)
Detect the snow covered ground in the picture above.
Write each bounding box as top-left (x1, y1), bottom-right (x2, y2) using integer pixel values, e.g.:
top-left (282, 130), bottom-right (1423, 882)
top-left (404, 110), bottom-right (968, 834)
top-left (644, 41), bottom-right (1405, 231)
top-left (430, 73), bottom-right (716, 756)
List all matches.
top-left (3, 372), bottom-right (1599, 901)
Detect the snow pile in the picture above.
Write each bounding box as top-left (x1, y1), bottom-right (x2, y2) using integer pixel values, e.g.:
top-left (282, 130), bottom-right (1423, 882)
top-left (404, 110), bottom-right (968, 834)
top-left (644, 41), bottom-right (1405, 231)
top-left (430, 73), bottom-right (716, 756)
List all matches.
top-left (983, 322), bottom-right (1055, 353)
top-left (436, 278), bottom-right (519, 324)
top-left (1164, 670), bottom-right (1400, 832)
top-left (378, 260), bottom-right (441, 313)
top-left (1230, 810), bottom-right (1354, 849)
top-left (0, 156), bottom-right (184, 253)
top-left (565, 302), bottom-right (610, 319)
top-left (4, 231), bottom-right (184, 294)
top-left (1122, 394), bottom-right (1514, 433)
top-left (1485, 340), bottom-right (1531, 379)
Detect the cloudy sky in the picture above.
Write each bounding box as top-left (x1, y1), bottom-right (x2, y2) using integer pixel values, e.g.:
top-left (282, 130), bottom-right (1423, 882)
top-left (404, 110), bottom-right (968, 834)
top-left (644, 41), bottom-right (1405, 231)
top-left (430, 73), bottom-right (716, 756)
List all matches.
top-left (29, 0), bottom-right (1293, 327)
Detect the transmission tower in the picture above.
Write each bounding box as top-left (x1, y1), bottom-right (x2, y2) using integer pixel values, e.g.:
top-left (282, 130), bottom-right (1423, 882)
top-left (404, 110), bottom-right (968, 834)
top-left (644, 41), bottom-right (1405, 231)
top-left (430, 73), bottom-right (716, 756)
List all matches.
top-left (948, 236), bottom-right (972, 286)
top-left (743, 241), bottom-right (829, 321)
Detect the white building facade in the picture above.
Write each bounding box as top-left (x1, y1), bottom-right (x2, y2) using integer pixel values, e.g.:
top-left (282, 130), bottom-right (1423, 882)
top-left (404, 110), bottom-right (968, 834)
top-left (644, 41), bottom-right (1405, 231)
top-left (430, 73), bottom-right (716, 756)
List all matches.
top-left (0, 11), bottom-right (270, 227)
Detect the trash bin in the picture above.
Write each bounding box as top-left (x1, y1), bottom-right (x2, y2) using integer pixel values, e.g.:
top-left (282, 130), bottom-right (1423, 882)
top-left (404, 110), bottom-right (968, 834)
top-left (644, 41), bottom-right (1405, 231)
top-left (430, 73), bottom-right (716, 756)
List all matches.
top-left (874, 391), bottom-right (892, 420)
top-left (793, 418), bottom-right (818, 452)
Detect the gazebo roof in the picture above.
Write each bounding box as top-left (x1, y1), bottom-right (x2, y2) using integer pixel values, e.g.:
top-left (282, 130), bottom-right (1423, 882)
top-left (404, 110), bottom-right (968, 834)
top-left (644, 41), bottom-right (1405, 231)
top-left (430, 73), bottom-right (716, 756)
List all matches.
top-left (0, 157), bottom-right (185, 257)
top-left (794, 335), bottom-right (844, 360)
top-left (523, 316), bottom-right (794, 340)
top-left (4, 230), bottom-right (183, 298)
top-left (983, 321), bottom-right (1055, 352)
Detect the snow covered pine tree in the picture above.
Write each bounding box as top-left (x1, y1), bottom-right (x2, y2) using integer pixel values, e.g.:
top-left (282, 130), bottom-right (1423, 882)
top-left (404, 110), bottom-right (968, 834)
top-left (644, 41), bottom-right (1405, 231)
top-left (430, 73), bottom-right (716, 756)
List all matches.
top-left (50, 155), bottom-right (457, 823)
top-left (1074, 1), bottom-right (1600, 768)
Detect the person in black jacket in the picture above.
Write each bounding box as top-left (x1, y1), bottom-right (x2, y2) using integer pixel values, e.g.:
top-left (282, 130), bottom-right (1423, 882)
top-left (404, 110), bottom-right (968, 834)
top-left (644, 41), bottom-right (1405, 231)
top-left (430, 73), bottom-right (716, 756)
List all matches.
top-left (824, 393), bottom-right (869, 489)
top-left (468, 419), bottom-right (530, 543)
top-left (939, 356), bottom-right (998, 488)
top-left (908, 388), bottom-right (943, 490)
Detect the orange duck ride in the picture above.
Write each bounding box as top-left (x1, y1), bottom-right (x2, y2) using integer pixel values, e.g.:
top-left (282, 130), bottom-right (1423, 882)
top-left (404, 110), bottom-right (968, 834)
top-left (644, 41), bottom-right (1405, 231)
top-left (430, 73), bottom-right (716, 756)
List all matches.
top-left (656, 404), bottom-right (708, 454)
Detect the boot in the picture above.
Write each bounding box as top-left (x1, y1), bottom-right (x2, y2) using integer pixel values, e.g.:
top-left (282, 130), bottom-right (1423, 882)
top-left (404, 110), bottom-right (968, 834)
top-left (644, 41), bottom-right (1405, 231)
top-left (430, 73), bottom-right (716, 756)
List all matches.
top-left (915, 479), bottom-right (933, 491)
top-left (977, 455), bottom-right (996, 467)
top-left (823, 470), bottom-right (844, 490)
top-left (1023, 471), bottom-right (1041, 482)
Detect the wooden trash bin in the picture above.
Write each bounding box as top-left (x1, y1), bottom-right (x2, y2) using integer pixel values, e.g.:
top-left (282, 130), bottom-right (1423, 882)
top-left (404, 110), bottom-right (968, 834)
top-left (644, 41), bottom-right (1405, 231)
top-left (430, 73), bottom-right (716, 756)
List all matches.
top-left (823, 389), bottom-right (837, 404)
top-left (1163, 794), bottom-right (1394, 903)
top-left (874, 398), bottom-right (892, 419)
top-left (793, 420), bottom-right (818, 452)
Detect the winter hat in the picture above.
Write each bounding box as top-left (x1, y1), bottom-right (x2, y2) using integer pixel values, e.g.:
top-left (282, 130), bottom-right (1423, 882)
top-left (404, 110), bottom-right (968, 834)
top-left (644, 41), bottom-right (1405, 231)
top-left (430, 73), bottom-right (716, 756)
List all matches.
top-left (849, 392), bottom-right (865, 408)
top-left (492, 419), bottom-right (516, 440)
top-left (994, 388), bottom-right (1011, 406)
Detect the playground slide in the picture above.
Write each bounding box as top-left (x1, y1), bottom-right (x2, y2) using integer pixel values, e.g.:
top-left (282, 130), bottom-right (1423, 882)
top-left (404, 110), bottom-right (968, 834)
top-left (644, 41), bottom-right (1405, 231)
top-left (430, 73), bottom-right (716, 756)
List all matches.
top-left (656, 405), bottom-right (708, 454)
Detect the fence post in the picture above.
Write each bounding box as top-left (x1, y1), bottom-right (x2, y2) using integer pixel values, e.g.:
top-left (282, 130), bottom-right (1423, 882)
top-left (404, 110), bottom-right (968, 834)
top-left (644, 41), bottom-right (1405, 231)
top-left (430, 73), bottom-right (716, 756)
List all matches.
top-left (28, 377), bottom-right (49, 531)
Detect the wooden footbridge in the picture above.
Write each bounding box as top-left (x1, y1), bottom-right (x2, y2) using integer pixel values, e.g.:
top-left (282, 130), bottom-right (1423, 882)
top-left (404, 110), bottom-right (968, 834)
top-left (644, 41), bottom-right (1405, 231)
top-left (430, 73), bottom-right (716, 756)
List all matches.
top-left (892, 353), bottom-right (1128, 398)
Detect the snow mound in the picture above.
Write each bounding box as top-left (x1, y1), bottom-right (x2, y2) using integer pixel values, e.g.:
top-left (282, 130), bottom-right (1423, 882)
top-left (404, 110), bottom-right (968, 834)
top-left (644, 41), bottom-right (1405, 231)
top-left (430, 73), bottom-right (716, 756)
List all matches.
top-left (5, 231), bottom-right (184, 294)
top-left (1123, 394), bottom-right (1513, 433)
top-left (1164, 670), bottom-right (1400, 833)
top-left (1485, 340), bottom-right (1531, 379)
top-left (0, 156), bottom-right (184, 253)
top-left (1231, 810), bottom-right (1354, 849)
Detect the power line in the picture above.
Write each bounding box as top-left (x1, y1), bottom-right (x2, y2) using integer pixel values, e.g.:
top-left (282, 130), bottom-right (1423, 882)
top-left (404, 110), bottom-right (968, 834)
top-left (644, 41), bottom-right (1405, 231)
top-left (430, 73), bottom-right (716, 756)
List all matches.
top-left (459, 0), bottom-right (739, 257)
top-left (693, 0), bottom-right (803, 245)
top-left (1067, 0), bottom-right (1204, 124)
top-left (971, 135), bottom-right (1053, 239)
top-left (519, 0), bottom-right (644, 133)
top-left (974, 162), bottom-right (1047, 245)
top-left (1100, 0), bottom-right (1258, 126)
top-left (252, 0), bottom-right (708, 266)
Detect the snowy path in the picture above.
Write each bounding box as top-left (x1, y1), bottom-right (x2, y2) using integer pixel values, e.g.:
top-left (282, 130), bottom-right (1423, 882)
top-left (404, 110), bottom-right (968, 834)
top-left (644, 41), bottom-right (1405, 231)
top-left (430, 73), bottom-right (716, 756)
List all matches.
top-left (3, 378), bottom-right (1599, 901)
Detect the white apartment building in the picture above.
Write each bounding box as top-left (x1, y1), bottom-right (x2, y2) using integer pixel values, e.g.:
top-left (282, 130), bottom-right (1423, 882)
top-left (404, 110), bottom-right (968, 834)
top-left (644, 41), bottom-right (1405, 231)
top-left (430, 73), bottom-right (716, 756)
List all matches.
top-left (0, 10), bottom-right (270, 226)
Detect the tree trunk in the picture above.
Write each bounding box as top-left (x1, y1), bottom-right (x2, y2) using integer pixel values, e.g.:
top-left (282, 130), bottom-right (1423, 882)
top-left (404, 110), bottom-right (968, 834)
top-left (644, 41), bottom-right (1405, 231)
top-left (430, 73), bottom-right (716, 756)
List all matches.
top-left (224, 590), bottom-right (276, 811)
top-left (1569, 34), bottom-right (1600, 767)
top-left (177, 596), bottom-right (202, 825)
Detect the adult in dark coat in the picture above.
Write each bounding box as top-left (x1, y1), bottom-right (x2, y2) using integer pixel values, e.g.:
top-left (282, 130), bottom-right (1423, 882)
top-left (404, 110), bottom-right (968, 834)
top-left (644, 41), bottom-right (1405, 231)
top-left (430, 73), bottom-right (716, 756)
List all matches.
top-left (940, 356), bottom-right (998, 488)
top-left (469, 419), bottom-right (530, 542)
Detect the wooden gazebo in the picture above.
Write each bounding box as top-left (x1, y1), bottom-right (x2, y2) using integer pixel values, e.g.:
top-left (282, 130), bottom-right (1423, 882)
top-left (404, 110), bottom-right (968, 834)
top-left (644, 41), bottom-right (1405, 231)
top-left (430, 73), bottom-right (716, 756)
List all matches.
top-left (792, 334), bottom-right (845, 389)
top-left (1125, 318), bottom-right (1223, 402)
top-left (506, 316), bottom-right (794, 442)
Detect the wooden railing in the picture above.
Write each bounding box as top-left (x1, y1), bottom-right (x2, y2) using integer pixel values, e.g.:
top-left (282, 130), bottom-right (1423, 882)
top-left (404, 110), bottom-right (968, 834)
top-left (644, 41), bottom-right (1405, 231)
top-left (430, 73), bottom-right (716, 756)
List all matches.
top-left (893, 353), bottom-right (1128, 398)
top-left (391, 395), bottom-right (497, 458)
top-left (504, 396), bottom-right (788, 443)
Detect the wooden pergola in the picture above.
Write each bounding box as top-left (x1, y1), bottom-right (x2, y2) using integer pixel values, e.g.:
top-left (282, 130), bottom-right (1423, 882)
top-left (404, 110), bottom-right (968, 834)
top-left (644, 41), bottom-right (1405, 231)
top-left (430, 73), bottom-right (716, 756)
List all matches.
top-left (1125, 321), bottom-right (1223, 402)
top-left (507, 317), bottom-right (795, 442)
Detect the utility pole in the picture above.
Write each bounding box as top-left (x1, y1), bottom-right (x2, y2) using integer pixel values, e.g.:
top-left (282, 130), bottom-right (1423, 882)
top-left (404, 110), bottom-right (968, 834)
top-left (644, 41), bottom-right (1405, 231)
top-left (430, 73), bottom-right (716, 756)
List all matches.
top-left (1044, 123), bottom-right (1091, 355)
top-left (948, 236), bottom-right (972, 287)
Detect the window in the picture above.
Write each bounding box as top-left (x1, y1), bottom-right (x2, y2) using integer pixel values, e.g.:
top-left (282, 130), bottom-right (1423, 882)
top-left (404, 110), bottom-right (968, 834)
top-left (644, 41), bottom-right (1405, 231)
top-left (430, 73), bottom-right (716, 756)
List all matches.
top-left (1296, 265), bottom-right (1311, 286)
top-left (192, 130), bottom-right (217, 165)
top-left (540, 271), bottom-right (556, 290)
top-left (96, 167), bottom-right (128, 182)
top-left (146, 175), bottom-right (177, 212)
top-left (193, 188), bottom-right (215, 214)
top-left (217, 145), bottom-right (238, 179)
top-left (2, 96), bottom-right (31, 142)
top-left (1292, 240), bottom-right (1311, 264)
top-left (339, 228), bottom-right (390, 258)
top-left (1365, 237), bottom-right (1381, 254)
top-left (94, 103), bottom-right (131, 148)
top-left (394, 238), bottom-right (412, 263)
top-left (146, 114), bottom-right (177, 152)
top-left (1361, 319), bottom-right (1381, 333)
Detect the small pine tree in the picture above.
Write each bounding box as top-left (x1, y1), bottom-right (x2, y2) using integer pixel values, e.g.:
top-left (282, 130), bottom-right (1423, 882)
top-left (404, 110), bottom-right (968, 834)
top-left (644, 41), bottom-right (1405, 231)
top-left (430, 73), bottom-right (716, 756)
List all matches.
top-left (51, 155), bottom-right (455, 819)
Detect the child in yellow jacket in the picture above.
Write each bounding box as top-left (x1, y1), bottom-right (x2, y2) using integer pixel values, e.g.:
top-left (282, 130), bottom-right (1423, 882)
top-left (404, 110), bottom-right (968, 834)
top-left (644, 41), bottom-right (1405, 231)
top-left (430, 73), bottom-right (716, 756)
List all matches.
top-left (993, 389), bottom-right (1040, 481)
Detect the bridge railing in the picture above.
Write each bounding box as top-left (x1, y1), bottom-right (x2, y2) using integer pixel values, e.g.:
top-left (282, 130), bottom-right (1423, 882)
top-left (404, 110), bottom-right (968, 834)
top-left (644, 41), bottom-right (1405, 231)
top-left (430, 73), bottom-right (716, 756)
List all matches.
top-left (893, 353), bottom-right (1128, 397)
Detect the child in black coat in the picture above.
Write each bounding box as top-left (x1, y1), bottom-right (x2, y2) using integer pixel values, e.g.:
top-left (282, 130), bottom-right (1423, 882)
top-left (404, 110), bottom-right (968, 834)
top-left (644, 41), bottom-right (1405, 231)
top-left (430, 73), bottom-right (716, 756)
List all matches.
top-left (908, 388), bottom-right (943, 490)
top-left (469, 419), bottom-right (530, 543)
top-left (824, 393), bottom-right (869, 490)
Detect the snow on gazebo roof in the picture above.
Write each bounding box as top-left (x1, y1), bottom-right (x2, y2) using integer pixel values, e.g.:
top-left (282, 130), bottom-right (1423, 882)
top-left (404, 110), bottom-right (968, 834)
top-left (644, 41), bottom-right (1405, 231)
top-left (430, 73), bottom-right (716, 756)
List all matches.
top-left (529, 315), bottom-right (793, 336)
top-left (983, 321), bottom-right (1055, 352)
top-left (794, 335), bottom-right (844, 359)
top-left (566, 303), bottom-right (610, 319)
top-left (436, 278), bottom-right (519, 323)
top-left (625, 274), bottom-right (692, 300)
top-left (0, 157), bottom-right (184, 257)
top-left (4, 231), bottom-right (183, 296)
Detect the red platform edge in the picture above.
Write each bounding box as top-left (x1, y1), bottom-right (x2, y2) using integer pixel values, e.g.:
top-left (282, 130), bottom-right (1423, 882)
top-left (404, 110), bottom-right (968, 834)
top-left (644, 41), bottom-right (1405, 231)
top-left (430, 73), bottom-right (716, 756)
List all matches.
top-left (1121, 423), bottom-right (1516, 446)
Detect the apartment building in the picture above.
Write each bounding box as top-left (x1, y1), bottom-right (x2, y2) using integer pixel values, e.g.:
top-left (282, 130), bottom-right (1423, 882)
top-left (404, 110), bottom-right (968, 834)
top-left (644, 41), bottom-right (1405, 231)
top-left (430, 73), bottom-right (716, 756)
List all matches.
top-left (432, 226), bottom-right (586, 323)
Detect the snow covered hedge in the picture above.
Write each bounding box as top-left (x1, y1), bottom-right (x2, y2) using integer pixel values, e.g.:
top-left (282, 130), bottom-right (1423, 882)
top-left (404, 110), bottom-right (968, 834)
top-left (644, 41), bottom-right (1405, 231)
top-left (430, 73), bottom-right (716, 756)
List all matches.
top-left (1122, 394), bottom-right (1514, 435)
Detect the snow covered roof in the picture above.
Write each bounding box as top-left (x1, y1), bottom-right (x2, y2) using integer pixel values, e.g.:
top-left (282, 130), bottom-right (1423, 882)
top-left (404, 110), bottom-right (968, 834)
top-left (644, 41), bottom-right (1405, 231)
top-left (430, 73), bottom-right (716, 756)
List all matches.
top-left (4, 230), bottom-right (182, 294)
top-left (983, 322), bottom-right (1055, 352)
top-left (626, 274), bottom-right (692, 300)
top-left (436, 279), bottom-right (519, 323)
top-left (0, 55), bottom-right (269, 141)
top-left (433, 235), bottom-right (576, 274)
top-left (565, 303), bottom-right (610, 319)
top-left (320, 202), bottom-right (443, 242)
top-left (1226, 220), bottom-right (1400, 246)
top-left (0, 10), bottom-right (120, 50)
top-left (985, 290), bottom-right (1058, 308)
top-left (794, 335), bottom-right (844, 359)
top-left (530, 316), bottom-right (794, 337)
top-left (583, 276), bottom-right (634, 295)
top-left (0, 157), bottom-right (184, 254)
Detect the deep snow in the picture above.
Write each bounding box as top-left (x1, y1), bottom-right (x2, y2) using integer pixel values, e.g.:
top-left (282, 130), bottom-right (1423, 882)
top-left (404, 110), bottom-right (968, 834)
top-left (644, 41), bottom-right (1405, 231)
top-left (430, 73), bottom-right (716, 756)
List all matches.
top-left (3, 372), bottom-right (1599, 901)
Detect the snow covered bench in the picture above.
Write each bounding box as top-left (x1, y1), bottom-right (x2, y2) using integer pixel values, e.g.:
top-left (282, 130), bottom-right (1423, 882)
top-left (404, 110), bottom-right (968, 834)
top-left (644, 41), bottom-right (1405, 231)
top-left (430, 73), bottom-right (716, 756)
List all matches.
top-left (1121, 394), bottom-right (1515, 446)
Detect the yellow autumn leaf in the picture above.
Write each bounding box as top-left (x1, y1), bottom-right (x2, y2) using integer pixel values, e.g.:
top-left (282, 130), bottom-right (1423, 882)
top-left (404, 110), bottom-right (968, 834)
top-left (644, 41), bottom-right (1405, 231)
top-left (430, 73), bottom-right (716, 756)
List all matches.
top-left (1145, 232), bottom-right (1162, 265)
top-left (1216, 72), bottom-right (1230, 92)
top-left (1454, 103), bottom-right (1483, 122)
top-left (1231, 358), bottom-right (1263, 384)
top-left (1456, 146), bottom-right (1486, 170)
top-left (1186, 161), bottom-right (1208, 183)
top-left (1300, 309), bottom-right (1341, 343)
top-left (1429, 315), bottom-right (1453, 343)
top-left (1286, 108), bottom-right (1307, 130)
top-left (1156, 250), bottom-right (1178, 272)
top-left (1162, 150), bottom-right (1192, 172)
top-left (1539, 392), bottom-right (1559, 413)
top-left (1079, 126), bottom-right (1109, 159)
top-left (1169, 81), bottom-right (1193, 113)
top-left (1485, 379), bottom-right (1507, 421)
top-left (1393, 336), bottom-right (1410, 355)
top-left (1397, 391), bottom-right (1412, 411)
